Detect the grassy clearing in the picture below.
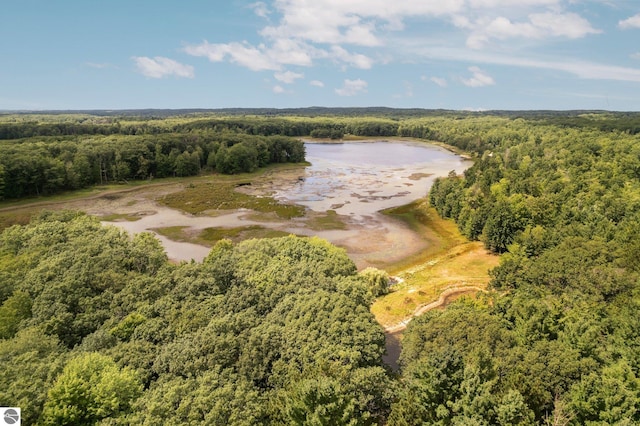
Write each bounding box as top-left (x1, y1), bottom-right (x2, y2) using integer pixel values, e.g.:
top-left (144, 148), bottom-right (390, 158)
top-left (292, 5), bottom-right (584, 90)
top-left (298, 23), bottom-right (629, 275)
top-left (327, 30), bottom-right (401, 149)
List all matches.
top-left (372, 200), bottom-right (499, 328)
top-left (0, 187), bottom-right (111, 210)
top-left (381, 199), bottom-right (466, 274)
top-left (160, 180), bottom-right (304, 218)
top-left (0, 212), bottom-right (32, 230)
top-left (152, 226), bottom-right (191, 242)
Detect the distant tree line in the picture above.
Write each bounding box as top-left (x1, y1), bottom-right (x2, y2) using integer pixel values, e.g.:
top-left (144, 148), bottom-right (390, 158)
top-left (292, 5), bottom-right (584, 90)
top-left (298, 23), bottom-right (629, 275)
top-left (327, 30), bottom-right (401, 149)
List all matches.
top-left (0, 117), bottom-right (405, 141)
top-left (2, 111), bottom-right (640, 201)
top-left (0, 131), bottom-right (304, 199)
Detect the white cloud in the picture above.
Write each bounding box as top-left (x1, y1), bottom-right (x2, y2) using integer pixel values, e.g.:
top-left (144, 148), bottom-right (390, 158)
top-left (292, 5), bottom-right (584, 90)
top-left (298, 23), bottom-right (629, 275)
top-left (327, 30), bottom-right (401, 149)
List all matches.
top-left (274, 70), bottom-right (304, 83)
top-left (260, 0), bottom-right (463, 48)
top-left (335, 79), bottom-right (368, 96)
top-left (266, 38), bottom-right (315, 67)
top-left (409, 45), bottom-right (640, 83)
top-left (430, 76), bottom-right (448, 87)
top-left (545, 60), bottom-right (640, 82)
top-left (249, 2), bottom-right (270, 18)
top-left (330, 46), bottom-right (374, 69)
top-left (465, 11), bottom-right (600, 48)
top-left (462, 66), bottom-right (495, 87)
top-left (631, 52), bottom-right (640, 60)
top-left (482, 16), bottom-right (538, 38)
top-left (342, 22), bottom-right (382, 47)
top-left (310, 80), bottom-right (325, 87)
top-left (185, 38), bottom-right (320, 71)
top-left (132, 56), bottom-right (194, 79)
top-left (529, 12), bottom-right (600, 38)
top-left (619, 14), bottom-right (640, 30)
top-left (468, 0), bottom-right (559, 7)
top-left (273, 85), bottom-right (285, 93)
top-left (184, 41), bottom-right (279, 71)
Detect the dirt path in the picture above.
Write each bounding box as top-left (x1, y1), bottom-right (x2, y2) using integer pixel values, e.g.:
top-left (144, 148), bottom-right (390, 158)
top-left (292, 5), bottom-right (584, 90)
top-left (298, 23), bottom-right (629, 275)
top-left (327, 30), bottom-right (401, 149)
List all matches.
top-left (382, 286), bottom-right (486, 371)
top-left (383, 285), bottom-right (487, 333)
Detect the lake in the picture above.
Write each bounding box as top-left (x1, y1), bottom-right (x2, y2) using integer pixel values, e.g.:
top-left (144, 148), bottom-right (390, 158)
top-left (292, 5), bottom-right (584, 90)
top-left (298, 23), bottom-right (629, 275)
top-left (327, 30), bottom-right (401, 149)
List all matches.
top-left (276, 141), bottom-right (470, 218)
top-left (102, 140), bottom-right (471, 267)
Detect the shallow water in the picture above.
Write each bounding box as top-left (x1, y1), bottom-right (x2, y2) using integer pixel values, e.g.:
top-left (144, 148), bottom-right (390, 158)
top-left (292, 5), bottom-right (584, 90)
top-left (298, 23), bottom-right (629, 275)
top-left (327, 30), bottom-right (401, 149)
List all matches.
top-left (103, 140), bottom-right (471, 266)
top-left (276, 141), bottom-right (470, 219)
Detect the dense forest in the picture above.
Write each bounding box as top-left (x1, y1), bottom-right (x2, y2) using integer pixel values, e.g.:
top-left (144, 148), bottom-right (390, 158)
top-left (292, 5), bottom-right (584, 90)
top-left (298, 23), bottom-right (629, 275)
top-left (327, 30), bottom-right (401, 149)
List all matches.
top-left (413, 115), bottom-right (640, 424)
top-left (1, 109), bottom-right (640, 424)
top-left (0, 212), bottom-right (393, 425)
top-left (0, 131), bottom-right (304, 199)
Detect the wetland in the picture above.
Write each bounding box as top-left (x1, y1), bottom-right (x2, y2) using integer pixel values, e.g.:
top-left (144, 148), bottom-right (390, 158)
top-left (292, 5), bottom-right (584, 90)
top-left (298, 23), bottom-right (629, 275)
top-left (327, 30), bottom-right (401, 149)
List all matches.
top-left (96, 140), bottom-right (472, 268)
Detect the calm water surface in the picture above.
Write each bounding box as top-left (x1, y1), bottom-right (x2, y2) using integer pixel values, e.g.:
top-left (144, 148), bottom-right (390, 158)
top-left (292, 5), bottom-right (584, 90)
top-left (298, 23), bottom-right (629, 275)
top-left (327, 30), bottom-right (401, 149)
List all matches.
top-left (274, 141), bottom-right (471, 219)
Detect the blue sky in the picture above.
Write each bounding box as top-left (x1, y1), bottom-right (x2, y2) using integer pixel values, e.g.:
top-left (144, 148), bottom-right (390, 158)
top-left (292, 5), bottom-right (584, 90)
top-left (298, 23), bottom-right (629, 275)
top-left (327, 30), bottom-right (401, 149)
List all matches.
top-left (2, 0), bottom-right (640, 111)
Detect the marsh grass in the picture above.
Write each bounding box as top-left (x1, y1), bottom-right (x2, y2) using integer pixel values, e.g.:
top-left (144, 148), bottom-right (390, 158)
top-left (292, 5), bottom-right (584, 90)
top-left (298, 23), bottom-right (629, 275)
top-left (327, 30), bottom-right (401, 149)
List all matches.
top-left (100, 213), bottom-right (142, 222)
top-left (305, 210), bottom-right (348, 231)
top-left (159, 173), bottom-right (305, 219)
top-left (154, 225), bottom-right (293, 245)
top-left (152, 226), bottom-right (190, 241)
top-left (197, 226), bottom-right (292, 244)
top-left (0, 212), bottom-right (32, 230)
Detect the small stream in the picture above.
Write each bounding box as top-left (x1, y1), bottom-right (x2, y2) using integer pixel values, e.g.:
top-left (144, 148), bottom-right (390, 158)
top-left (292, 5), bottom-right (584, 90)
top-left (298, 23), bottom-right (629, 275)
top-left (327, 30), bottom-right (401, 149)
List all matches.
top-left (383, 330), bottom-right (403, 372)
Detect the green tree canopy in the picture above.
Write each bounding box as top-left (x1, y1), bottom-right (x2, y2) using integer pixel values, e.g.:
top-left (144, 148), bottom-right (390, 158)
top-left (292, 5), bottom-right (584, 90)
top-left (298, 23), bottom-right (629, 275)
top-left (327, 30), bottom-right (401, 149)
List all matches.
top-left (42, 352), bottom-right (142, 425)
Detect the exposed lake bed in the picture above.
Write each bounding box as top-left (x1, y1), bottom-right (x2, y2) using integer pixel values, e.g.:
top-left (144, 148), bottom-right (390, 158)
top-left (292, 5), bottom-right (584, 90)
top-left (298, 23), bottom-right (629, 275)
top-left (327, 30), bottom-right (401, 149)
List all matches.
top-left (87, 139), bottom-right (471, 268)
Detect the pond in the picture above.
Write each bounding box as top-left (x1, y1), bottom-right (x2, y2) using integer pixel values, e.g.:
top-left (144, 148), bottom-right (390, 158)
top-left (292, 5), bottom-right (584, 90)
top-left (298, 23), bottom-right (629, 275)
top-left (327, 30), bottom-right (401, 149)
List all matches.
top-left (102, 140), bottom-right (471, 267)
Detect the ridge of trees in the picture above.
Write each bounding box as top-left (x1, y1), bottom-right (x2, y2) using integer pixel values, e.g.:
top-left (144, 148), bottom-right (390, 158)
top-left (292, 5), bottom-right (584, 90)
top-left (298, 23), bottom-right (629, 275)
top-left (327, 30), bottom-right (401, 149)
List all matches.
top-left (2, 107), bottom-right (633, 120)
